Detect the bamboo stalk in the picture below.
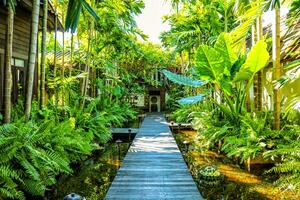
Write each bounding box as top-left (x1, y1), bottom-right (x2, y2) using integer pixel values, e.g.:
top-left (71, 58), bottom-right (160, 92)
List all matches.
top-left (25, 0), bottom-right (40, 121)
top-left (40, 0), bottom-right (48, 108)
top-left (53, 12), bottom-right (58, 103)
top-left (272, 8), bottom-right (281, 130)
top-left (4, 7), bottom-right (14, 123)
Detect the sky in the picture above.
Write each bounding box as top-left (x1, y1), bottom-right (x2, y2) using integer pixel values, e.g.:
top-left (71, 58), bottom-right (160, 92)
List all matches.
top-left (135, 1), bottom-right (289, 44)
top-left (135, 0), bottom-right (171, 44)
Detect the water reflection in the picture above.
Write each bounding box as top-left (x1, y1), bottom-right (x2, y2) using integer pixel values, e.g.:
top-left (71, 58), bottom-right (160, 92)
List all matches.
top-left (45, 142), bottom-right (129, 200)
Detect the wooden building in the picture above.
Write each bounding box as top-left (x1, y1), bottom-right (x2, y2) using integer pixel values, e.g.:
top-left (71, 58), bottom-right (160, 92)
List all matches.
top-left (131, 70), bottom-right (167, 113)
top-left (0, 0), bottom-right (62, 112)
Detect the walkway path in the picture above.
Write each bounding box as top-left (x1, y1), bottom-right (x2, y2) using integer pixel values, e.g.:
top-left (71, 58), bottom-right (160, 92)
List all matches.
top-left (105, 113), bottom-right (202, 200)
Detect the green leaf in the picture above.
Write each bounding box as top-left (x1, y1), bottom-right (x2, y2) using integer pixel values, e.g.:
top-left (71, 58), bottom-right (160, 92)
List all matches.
top-left (162, 70), bottom-right (207, 87)
top-left (79, 0), bottom-right (100, 21)
top-left (178, 94), bottom-right (205, 105)
top-left (65, 0), bottom-right (82, 33)
top-left (284, 59), bottom-right (300, 70)
top-left (65, 0), bottom-right (100, 33)
top-left (196, 45), bottom-right (224, 81)
top-left (214, 33), bottom-right (238, 70)
top-left (234, 40), bottom-right (269, 82)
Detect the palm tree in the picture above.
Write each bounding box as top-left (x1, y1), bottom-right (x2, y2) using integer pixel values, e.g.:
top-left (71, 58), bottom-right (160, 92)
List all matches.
top-left (3, 0), bottom-right (16, 123)
top-left (25, 0), bottom-right (40, 120)
top-left (40, 0), bottom-right (48, 108)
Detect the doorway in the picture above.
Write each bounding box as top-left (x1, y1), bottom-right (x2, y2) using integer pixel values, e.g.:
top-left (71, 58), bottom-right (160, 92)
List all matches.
top-left (149, 95), bottom-right (160, 112)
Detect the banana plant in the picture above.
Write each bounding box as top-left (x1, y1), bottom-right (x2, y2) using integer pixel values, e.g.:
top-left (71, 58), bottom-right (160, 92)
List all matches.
top-left (163, 32), bottom-right (269, 124)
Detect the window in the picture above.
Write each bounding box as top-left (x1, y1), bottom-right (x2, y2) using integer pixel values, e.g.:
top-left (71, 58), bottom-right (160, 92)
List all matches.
top-left (12, 58), bottom-right (25, 68)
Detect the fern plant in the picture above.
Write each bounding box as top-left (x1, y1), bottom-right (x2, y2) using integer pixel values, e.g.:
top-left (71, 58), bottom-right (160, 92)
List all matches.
top-left (221, 113), bottom-right (273, 162)
top-left (0, 118), bottom-right (96, 199)
top-left (264, 125), bottom-right (300, 195)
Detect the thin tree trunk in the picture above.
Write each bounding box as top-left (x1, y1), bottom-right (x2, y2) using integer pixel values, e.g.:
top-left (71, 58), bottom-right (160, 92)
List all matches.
top-left (4, 7), bottom-right (14, 123)
top-left (272, 8), bottom-right (281, 130)
top-left (40, 0), bottom-right (48, 108)
top-left (179, 52), bottom-right (184, 72)
top-left (70, 33), bottom-right (74, 77)
top-left (247, 25), bottom-right (257, 112)
top-left (81, 27), bottom-right (92, 108)
top-left (53, 12), bottom-right (58, 103)
top-left (25, 0), bottom-right (40, 121)
top-left (256, 16), bottom-right (263, 111)
top-left (252, 23), bottom-right (259, 111)
top-left (61, 11), bottom-right (65, 106)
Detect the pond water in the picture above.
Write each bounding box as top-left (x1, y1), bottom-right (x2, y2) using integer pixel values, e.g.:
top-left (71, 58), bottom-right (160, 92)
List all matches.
top-left (44, 119), bottom-right (140, 200)
top-left (44, 142), bottom-right (129, 200)
top-left (174, 130), bottom-right (297, 200)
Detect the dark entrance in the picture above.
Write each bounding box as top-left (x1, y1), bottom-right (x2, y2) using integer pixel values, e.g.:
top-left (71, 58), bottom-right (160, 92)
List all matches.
top-left (12, 66), bottom-right (27, 103)
top-left (150, 96), bottom-right (158, 112)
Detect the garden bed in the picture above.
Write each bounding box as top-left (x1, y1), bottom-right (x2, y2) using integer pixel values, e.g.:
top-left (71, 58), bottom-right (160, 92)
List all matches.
top-left (173, 130), bottom-right (298, 200)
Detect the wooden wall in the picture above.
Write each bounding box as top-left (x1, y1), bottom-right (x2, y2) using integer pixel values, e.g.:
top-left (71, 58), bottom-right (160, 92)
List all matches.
top-left (0, 7), bottom-right (31, 59)
top-left (0, 6), bottom-right (31, 112)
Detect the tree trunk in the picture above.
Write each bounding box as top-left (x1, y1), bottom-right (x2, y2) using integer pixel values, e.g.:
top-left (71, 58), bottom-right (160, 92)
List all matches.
top-left (252, 22), bottom-right (259, 111)
top-left (256, 16), bottom-right (263, 111)
top-left (53, 12), bottom-right (58, 103)
top-left (70, 33), bottom-right (74, 77)
top-left (40, 0), bottom-right (48, 108)
top-left (25, 0), bottom-right (40, 121)
top-left (246, 25), bottom-right (257, 112)
top-left (272, 8), bottom-right (281, 130)
top-left (81, 27), bottom-right (92, 108)
top-left (4, 7), bottom-right (14, 123)
top-left (61, 11), bottom-right (65, 106)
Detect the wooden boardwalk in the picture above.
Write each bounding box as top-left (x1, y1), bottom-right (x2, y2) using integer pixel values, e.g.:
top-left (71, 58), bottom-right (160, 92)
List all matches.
top-left (105, 113), bottom-right (202, 200)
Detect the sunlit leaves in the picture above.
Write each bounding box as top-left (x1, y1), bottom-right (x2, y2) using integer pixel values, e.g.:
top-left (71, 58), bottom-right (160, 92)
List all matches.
top-left (230, 1), bottom-right (264, 49)
top-left (234, 40), bottom-right (269, 82)
top-left (214, 33), bottom-right (238, 69)
top-left (196, 45), bottom-right (223, 81)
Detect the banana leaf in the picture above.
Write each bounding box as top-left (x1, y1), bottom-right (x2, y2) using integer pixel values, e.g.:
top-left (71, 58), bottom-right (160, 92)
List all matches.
top-left (178, 94), bottom-right (205, 105)
top-left (162, 69), bottom-right (207, 87)
top-left (234, 40), bottom-right (269, 82)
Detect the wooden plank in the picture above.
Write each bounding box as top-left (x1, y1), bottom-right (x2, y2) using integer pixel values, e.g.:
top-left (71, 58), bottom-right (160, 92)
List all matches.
top-left (105, 113), bottom-right (202, 200)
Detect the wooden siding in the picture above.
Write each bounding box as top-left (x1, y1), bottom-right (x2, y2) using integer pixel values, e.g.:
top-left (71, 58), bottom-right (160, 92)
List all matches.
top-left (0, 7), bottom-right (31, 59)
top-left (0, 2), bottom-right (61, 114)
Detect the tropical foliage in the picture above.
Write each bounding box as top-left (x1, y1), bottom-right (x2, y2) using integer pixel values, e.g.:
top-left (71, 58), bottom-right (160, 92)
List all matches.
top-left (0, 0), bottom-right (299, 198)
top-left (163, 0), bottom-right (300, 196)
